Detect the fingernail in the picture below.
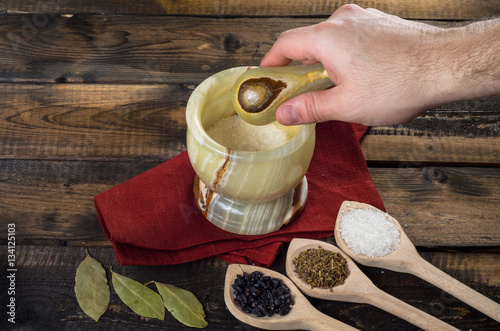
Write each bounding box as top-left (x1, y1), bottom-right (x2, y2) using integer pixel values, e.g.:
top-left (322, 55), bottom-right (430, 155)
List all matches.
top-left (278, 105), bottom-right (300, 125)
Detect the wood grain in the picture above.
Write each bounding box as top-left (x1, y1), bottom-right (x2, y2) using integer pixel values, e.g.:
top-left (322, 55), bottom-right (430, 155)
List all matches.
top-left (362, 135), bottom-right (500, 165)
top-left (0, 84), bottom-right (189, 162)
top-left (1, 159), bottom-right (499, 247)
top-left (0, 15), bottom-right (483, 85)
top-left (0, 84), bottom-right (498, 164)
top-left (1, 245), bottom-right (498, 330)
top-left (0, 15), bottom-right (297, 84)
top-left (370, 166), bottom-right (500, 247)
top-left (2, 0), bottom-right (500, 20)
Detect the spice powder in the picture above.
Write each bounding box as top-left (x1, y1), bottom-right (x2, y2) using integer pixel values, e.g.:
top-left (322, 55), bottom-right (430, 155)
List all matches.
top-left (293, 247), bottom-right (350, 291)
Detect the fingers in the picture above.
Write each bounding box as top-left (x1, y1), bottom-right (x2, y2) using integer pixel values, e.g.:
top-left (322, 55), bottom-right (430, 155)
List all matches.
top-left (260, 25), bottom-right (322, 67)
top-left (275, 87), bottom-right (348, 125)
top-left (261, 4), bottom-right (369, 68)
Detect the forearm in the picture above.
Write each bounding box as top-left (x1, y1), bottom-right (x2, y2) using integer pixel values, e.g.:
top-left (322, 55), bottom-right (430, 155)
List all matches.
top-left (435, 18), bottom-right (500, 104)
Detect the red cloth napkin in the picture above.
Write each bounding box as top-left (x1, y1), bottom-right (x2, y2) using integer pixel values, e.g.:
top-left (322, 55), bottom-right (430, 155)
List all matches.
top-left (95, 121), bottom-right (384, 267)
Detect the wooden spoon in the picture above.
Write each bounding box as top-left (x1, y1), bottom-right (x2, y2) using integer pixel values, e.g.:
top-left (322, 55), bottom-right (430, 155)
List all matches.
top-left (286, 238), bottom-right (459, 331)
top-left (224, 264), bottom-right (358, 330)
top-left (335, 200), bottom-right (500, 323)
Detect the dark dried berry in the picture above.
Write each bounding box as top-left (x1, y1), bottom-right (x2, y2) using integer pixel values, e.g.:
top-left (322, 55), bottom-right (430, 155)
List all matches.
top-left (279, 307), bottom-right (290, 316)
top-left (262, 308), bottom-right (272, 317)
top-left (250, 271), bottom-right (262, 279)
top-left (232, 271), bottom-right (294, 318)
top-left (237, 294), bottom-right (247, 305)
top-left (280, 293), bottom-right (291, 301)
top-left (262, 291), bottom-right (272, 302)
top-left (271, 278), bottom-right (280, 289)
top-left (232, 285), bottom-right (243, 293)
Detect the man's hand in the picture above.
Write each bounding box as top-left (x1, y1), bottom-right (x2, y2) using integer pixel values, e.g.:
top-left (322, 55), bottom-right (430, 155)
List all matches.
top-left (261, 4), bottom-right (500, 126)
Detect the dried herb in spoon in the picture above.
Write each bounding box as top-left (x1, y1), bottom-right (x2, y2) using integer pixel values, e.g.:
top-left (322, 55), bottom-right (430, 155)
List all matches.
top-left (293, 247), bottom-right (350, 291)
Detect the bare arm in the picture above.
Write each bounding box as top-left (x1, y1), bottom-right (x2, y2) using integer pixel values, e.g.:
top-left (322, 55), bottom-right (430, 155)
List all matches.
top-left (260, 4), bottom-right (500, 126)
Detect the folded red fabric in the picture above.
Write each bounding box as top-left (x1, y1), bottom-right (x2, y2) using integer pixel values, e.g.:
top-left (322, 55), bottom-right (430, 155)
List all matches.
top-left (95, 121), bottom-right (384, 267)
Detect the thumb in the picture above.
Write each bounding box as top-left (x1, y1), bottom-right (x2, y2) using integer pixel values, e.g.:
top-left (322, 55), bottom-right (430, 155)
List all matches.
top-left (275, 88), bottom-right (345, 125)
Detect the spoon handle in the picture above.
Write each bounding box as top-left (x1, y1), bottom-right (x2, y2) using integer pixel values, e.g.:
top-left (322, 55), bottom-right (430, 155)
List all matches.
top-left (365, 285), bottom-right (459, 330)
top-left (408, 254), bottom-right (500, 322)
top-left (299, 308), bottom-right (358, 331)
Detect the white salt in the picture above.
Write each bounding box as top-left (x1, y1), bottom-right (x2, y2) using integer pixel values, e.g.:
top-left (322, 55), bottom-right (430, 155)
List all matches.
top-left (339, 208), bottom-right (401, 258)
top-left (206, 114), bottom-right (291, 151)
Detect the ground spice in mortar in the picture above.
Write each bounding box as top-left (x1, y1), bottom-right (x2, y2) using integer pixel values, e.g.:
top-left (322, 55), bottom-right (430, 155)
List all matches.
top-left (293, 247), bottom-right (349, 291)
top-left (206, 114), bottom-right (290, 151)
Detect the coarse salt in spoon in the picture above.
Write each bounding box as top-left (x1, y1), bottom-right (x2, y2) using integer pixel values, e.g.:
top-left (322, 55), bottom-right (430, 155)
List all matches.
top-left (286, 238), bottom-right (459, 331)
top-left (224, 264), bottom-right (358, 330)
top-left (335, 200), bottom-right (500, 323)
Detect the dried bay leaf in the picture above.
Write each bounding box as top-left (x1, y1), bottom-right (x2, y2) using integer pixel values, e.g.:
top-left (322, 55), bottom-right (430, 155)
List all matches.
top-left (155, 282), bottom-right (208, 328)
top-left (74, 250), bottom-right (110, 321)
top-left (111, 269), bottom-right (165, 320)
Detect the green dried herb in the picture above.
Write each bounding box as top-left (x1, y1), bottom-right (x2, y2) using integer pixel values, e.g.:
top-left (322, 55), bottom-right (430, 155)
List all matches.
top-left (154, 282), bottom-right (208, 328)
top-left (74, 250), bottom-right (110, 321)
top-left (111, 268), bottom-right (165, 320)
top-left (293, 246), bottom-right (350, 291)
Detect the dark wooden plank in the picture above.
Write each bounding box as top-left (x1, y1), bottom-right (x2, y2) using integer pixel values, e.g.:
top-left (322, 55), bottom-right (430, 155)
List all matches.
top-left (0, 15), bottom-right (294, 84)
top-left (0, 160), bottom-right (155, 245)
top-left (0, 15), bottom-right (482, 85)
top-left (369, 166), bottom-right (500, 247)
top-left (364, 100), bottom-right (500, 165)
top-left (0, 84), bottom-right (189, 162)
top-left (361, 135), bottom-right (500, 166)
top-left (0, 84), bottom-right (498, 164)
top-left (1, 245), bottom-right (498, 330)
top-left (1, 159), bottom-right (499, 247)
top-left (2, 0), bottom-right (500, 20)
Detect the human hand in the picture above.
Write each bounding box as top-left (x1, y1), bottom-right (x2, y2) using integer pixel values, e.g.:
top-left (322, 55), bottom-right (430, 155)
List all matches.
top-left (261, 4), bottom-right (499, 126)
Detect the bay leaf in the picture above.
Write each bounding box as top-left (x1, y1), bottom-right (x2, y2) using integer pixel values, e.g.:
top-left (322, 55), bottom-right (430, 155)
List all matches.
top-left (155, 282), bottom-right (208, 328)
top-left (74, 250), bottom-right (110, 321)
top-left (111, 269), bottom-right (165, 320)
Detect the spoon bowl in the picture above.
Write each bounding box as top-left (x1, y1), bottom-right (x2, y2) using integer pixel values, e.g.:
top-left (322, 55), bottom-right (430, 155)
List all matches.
top-left (335, 200), bottom-right (500, 323)
top-left (286, 238), bottom-right (373, 302)
top-left (334, 201), bottom-right (418, 272)
top-left (224, 264), bottom-right (357, 330)
top-left (286, 238), bottom-right (458, 330)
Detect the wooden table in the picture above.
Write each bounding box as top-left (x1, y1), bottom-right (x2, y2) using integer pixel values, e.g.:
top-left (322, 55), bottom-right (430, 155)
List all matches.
top-left (1, 1), bottom-right (499, 330)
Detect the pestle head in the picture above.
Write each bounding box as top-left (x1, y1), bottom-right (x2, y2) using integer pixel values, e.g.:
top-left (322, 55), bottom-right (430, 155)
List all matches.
top-left (232, 64), bottom-right (335, 126)
top-left (237, 77), bottom-right (287, 114)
